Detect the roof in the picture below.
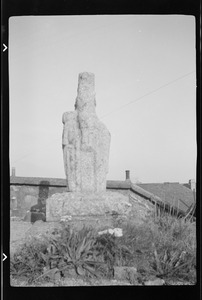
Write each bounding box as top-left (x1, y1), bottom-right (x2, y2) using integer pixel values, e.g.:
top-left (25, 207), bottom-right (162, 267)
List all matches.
top-left (10, 176), bottom-right (131, 189)
top-left (10, 176), bottom-right (67, 187)
top-left (136, 183), bottom-right (195, 213)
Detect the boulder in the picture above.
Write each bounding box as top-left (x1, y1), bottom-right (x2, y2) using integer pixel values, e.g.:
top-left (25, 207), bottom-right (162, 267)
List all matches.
top-left (46, 191), bottom-right (132, 221)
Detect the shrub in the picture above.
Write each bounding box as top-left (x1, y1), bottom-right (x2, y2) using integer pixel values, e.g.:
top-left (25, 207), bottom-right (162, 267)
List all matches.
top-left (10, 204), bottom-right (196, 285)
top-left (49, 225), bottom-right (109, 279)
top-left (150, 244), bottom-right (196, 282)
top-left (11, 225), bottom-right (111, 283)
top-left (96, 232), bottom-right (133, 274)
top-left (10, 237), bottom-right (49, 283)
top-left (115, 208), bottom-right (196, 283)
top-left (146, 209), bottom-right (196, 283)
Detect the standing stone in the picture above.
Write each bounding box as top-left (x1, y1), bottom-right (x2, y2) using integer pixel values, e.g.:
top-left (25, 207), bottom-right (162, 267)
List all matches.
top-left (46, 72), bottom-right (132, 222)
top-left (62, 72), bottom-right (111, 193)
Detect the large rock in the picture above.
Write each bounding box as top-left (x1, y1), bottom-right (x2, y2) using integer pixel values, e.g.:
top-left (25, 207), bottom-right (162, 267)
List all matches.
top-left (46, 191), bottom-right (132, 222)
top-left (62, 72), bottom-right (111, 193)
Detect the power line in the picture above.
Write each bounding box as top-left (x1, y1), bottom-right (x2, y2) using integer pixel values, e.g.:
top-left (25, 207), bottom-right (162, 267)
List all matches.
top-left (100, 70), bottom-right (195, 119)
top-left (11, 70), bottom-right (195, 164)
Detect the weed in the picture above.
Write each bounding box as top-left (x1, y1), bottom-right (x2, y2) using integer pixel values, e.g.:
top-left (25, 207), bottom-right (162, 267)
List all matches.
top-left (150, 244), bottom-right (196, 282)
top-left (146, 208), bottom-right (196, 283)
top-left (10, 203), bottom-right (196, 285)
top-left (11, 226), bottom-right (109, 283)
top-left (10, 237), bottom-right (49, 283)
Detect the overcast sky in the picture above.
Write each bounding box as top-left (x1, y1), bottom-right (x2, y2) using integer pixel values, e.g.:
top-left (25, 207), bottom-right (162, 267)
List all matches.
top-left (9, 15), bottom-right (196, 183)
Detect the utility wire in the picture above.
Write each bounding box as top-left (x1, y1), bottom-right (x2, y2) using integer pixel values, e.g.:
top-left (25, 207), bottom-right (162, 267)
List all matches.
top-left (100, 70), bottom-right (195, 119)
top-left (11, 70), bottom-right (195, 164)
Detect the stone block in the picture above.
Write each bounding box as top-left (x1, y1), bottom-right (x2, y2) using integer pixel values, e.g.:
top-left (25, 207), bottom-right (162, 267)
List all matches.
top-left (46, 191), bottom-right (132, 222)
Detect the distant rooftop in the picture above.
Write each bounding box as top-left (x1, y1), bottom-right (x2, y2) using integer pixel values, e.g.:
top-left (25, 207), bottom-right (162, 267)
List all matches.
top-left (137, 182), bottom-right (195, 213)
top-left (10, 168), bottom-right (195, 215)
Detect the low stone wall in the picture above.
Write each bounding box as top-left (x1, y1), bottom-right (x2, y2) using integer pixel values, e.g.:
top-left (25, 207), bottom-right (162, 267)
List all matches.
top-left (10, 177), bottom-right (67, 218)
top-left (10, 177), bottom-right (132, 219)
top-left (10, 176), bottom-right (183, 221)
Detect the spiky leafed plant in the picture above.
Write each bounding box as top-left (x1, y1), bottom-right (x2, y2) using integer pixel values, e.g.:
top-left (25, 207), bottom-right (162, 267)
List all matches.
top-left (55, 226), bottom-right (108, 278)
top-left (147, 205), bottom-right (196, 283)
top-left (10, 237), bottom-right (49, 282)
top-left (150, 243), bottom-right (196, 282)
top-left (11, 226), bottom-right (109, 283)
top-left (34, 225), bottom-right (110, 281)
top-left (95, 232), bottom-right (133, 277)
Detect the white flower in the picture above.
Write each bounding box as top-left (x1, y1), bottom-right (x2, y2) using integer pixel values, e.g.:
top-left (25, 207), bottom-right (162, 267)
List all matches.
top-left (98, 228), bottom-right (123, 237)
top-left (113, 228), bottom-right (123, 237)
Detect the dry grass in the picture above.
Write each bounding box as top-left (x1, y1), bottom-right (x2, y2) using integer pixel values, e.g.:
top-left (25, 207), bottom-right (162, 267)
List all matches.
top-left (10, 207), bottom-right (196, 286)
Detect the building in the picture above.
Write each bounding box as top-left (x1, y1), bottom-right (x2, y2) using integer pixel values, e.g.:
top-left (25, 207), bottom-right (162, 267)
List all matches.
top-left (10, 168), bottom-right (196, 221)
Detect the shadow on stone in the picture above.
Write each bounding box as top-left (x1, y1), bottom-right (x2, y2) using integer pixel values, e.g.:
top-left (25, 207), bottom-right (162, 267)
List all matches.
top-left (30, 181), bottom-right (49, 223)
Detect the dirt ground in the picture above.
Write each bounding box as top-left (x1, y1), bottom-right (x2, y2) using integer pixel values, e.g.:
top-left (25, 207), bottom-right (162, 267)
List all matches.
top-left (9, 220), bottom-right (134, 286)
top-left (10, 220), bottom-right (33, 255)
top-left (9, 220), bottom-right (194, 286)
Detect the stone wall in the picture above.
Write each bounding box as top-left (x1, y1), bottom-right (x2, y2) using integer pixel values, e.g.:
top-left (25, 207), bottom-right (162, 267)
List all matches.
top-left (10, 177), bottom-right (67, 218)
top-left (10, 175), bottom-right (189, 221)
top-left (10, 177), bottom-right (133, 219)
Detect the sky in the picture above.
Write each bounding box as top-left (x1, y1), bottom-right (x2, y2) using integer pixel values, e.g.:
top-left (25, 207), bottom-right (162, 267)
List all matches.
top-left (9, 15), bottom-right (196, 183)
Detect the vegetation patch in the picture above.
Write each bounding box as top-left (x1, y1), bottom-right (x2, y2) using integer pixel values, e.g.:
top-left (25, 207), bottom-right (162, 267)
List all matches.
top-left (10, 207), bottom-right (196, 286)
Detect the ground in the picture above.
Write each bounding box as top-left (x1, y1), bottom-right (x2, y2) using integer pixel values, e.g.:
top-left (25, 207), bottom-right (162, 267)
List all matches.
top-left (10, 220), bottom-right (32, 255)
top-left (9, 220), bottom-right (195, 286)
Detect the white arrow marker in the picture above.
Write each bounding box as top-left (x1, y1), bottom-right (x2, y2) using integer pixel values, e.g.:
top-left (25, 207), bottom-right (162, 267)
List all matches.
top-left (3, 253), bottom-right (7, 261)
top-left (3, 44), bottom-right (8, 52)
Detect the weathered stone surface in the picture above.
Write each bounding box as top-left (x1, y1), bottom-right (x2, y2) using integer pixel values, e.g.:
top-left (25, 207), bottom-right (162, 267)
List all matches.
top-left (62, 72), bottom-right (110, 193)
top-left (59, 215), bottom-right (117, 231)
top-left (46, 191), bottom-right (132, 221)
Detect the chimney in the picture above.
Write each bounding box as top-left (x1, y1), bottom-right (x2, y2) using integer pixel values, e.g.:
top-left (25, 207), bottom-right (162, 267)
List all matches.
top-left (125, 170), bottom-right (130, 181)
top-left (189, 179), bottom-right (196, 191)
top-left (11, 167), bottom-right (16, 177)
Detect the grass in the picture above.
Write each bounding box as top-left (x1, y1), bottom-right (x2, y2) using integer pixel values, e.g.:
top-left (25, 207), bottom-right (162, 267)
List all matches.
top-left (143, 206), bottom-right (196, 282)
top-left (10, 204), bottom-right (196, 286)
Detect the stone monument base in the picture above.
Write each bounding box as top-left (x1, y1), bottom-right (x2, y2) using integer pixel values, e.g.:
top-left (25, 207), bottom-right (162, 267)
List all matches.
top-left (46, 191), bottom-right (132, 222)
